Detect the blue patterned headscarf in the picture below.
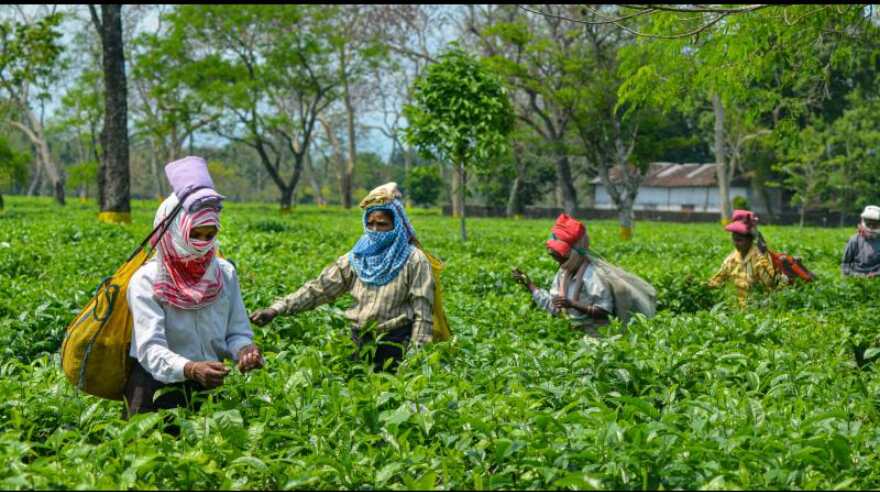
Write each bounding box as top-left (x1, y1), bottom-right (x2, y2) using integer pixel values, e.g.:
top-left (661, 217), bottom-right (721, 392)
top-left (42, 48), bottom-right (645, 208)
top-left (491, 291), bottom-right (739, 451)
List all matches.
top-left (349, 199), bottom-right (416, 286)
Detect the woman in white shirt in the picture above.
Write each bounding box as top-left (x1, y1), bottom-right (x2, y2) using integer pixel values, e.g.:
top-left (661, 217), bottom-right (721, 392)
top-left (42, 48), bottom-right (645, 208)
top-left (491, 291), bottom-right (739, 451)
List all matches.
top-left (125, 187), bottom-right (263, 419)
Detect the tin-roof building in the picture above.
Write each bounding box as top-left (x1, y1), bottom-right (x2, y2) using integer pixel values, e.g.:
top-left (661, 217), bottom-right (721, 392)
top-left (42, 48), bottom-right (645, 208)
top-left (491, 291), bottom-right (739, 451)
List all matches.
top-left (591, 162), bottom-right (781, 214)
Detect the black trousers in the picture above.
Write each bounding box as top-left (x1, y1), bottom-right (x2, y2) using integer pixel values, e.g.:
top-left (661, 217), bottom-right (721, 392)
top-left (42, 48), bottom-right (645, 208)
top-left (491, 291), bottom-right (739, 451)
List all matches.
top-left (351, 324), bottom-right (412, 373)
top-left (122, 360), bottom-right (206, 428)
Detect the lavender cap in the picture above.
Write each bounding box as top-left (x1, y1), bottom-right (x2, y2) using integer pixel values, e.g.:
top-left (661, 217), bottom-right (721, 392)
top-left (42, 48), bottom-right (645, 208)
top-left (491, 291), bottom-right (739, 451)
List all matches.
top-left (164, 156), bottom-right (225, 211)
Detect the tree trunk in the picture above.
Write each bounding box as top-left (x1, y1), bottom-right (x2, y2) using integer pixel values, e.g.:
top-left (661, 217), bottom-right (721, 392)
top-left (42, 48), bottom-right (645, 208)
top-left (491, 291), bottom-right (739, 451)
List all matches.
top-left (150, 139), bottom-right (165, 199)
top-left (53, 180), bottom-right (65, 205)
top-left (340, 171), bottom-right (353, 209)
top-left (27, 158), bottom-right (43, 196)
top-left (799, 202), bottom-right (806, 228)
top-left (318, 115), bottom-right (345, 205)
top-left (619, 198), bottom-right (634, 240)
top-left (506, 176), bottom-right (521, 218)
top-left (457, 164), bottom-right (467, 241)
top-left (0, 193), bottom-right (4, 211)
top-left (342, 68), bottom-right (357, 209)
top-left (712, 93), bottom-right (731, 223)
top-left (280, 186), bottom-right (294, 213)
top-left (15, 115), bottom-right (64, 204)
top-left (451, 163), bottom-right (462, 218)
top-left (556, 153), bottom-right (577, 215)
top-left (403, 146), bottom-right (413, 208)
top-left (29, 122), bottom-right (66, 205)
top-left (95, 4), bottom-right (131, 223)
top-left (507, 144), bottom-right (525, 217)
top-left (305, 152), bottom-right (326, 206)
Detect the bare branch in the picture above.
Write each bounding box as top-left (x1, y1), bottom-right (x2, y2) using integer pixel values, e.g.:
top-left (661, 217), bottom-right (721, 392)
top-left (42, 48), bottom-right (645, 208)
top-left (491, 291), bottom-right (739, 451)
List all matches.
top-left (517, 5), bottom-right (657, 26)
top-left (521, 4), bottom-right (781, 40)
top-left (8, 120), bottom-right (41, 145)
top-left (88, 5), bottom-right (102, 34)
top-left (628, 4), bottom-right (773, 15)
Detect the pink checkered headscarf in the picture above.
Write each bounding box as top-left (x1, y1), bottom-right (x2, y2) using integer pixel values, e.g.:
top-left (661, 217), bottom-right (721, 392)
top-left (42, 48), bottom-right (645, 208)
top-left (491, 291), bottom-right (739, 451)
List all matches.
top-left (151, 194), bottom-right (223, 309)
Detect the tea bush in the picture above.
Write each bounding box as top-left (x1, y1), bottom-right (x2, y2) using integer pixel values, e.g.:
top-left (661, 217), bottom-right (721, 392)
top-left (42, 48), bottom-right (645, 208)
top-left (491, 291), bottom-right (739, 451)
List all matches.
top-left (1, 196), bottom-right (879, 489)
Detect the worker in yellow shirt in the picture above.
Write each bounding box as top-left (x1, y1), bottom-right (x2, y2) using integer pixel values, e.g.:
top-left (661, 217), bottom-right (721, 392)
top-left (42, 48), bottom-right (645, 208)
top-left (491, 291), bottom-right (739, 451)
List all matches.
top-left (708, 210), bottom-right (787, 306)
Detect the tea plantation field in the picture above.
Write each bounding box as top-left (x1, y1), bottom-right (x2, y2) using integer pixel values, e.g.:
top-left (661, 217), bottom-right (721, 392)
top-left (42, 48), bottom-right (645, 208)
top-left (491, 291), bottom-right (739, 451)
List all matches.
top-left (2, 196), bottom-right (880, 490)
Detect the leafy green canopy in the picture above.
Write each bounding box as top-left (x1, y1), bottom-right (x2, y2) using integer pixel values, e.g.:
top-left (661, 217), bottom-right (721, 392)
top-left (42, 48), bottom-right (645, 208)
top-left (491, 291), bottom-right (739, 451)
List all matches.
top-left (0, 136), bottom-right (28, 189)
top-left (404, 46), bottom-right (515, 168)
top-left (618, 5), bottom-right (875, 120)
top-left (0, 13), bottom-right (64, 95)
top-left (406, 164), bottom-right (444, 207)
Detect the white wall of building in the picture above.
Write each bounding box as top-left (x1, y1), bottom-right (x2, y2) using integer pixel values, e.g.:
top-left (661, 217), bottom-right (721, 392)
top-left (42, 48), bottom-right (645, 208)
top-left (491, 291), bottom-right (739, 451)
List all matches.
top-left (594, 186), bottom-right (751, 212)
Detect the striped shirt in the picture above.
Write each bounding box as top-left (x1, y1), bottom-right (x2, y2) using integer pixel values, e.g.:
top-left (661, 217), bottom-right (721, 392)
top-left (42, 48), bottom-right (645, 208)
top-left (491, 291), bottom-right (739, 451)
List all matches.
top-left (269, 248), bottom-right (434, 345)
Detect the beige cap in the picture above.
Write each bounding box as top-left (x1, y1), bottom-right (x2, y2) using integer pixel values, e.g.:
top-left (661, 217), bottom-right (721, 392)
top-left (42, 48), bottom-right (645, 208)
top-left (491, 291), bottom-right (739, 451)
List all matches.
top-left (359, 182), bottom-right (402, 209)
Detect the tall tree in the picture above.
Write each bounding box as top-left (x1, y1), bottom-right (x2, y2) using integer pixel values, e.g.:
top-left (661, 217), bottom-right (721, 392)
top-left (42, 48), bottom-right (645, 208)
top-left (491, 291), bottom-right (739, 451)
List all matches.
top-left (130, 9), bottom-right (218, 200)
top-left (89, 4), bottom-right (131, 223)
top-left (825, 89), bottom-right (880, 224)
top-left (617, 4), bottom-right (875, 222)
top-left (368, 5), bottom-right (450, 210)
top-left (404, 46), bottom-right (514, 241)
top-left (467, 4), bottom-right (584, 215)
top-left (163, 5), bottom-right (340, 212)
top-left (0, 11), bottom-right (66, 205)
top-left (774, 122), bottom-right (831, 227)
top-left (327, 5), bottom-right (386, 209)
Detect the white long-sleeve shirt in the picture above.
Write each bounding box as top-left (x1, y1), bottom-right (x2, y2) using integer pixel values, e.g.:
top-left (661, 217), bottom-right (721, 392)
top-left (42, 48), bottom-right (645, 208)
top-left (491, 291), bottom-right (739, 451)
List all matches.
top-left (127, 258), bottom-right (254, 383)
top-left (532, 262), bottom-right (614, 327)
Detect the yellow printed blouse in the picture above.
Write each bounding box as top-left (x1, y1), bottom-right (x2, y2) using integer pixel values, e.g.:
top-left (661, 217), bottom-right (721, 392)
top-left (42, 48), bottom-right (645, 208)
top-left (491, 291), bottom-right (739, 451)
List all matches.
top-left (708, 245), bottom-right (785, 306)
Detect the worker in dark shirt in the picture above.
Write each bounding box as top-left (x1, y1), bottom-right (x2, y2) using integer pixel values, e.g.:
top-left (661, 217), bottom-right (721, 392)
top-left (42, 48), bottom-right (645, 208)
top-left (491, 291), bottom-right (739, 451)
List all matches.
top-left (842, 205), bottom-right (880, 278)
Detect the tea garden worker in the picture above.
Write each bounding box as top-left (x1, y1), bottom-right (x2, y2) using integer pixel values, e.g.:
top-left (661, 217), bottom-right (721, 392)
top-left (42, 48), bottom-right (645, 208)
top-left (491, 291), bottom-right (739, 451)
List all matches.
top-left (249, 183), bottom-right (434, 373)
top-left (125, 156), bottom-right (264, 419)
top-left (841, 205), bottom-right (880, 278)
top-left (707, 209), bottom-right (787, 307)
top-left (511, 214), bottom-right (614, 338)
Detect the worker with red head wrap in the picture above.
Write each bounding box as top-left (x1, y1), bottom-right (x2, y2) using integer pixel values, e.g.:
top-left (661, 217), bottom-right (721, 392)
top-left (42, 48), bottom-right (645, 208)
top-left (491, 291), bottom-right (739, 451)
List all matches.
top-left (512, 214), bottom-right (613, 336)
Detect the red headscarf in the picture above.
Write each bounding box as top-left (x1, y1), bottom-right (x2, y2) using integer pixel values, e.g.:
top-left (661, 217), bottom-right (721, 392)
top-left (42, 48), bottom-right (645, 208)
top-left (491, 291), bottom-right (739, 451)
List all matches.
top-left (546, 214), bottom-right (588, 258)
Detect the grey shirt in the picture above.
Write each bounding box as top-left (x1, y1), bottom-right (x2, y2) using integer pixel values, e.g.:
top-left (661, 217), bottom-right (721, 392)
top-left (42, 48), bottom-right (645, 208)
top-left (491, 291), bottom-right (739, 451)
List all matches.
top-left (841, 233), bottom-right (880, 277)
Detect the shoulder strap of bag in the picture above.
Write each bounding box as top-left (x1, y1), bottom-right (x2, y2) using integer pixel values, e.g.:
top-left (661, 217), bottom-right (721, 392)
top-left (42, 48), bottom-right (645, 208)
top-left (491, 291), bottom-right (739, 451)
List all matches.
top-left (124, 201), bottom-right (184, 263)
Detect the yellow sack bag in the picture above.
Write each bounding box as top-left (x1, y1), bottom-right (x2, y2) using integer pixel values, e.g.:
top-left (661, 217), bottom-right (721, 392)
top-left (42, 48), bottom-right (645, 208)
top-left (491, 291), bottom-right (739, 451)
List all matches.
top-left (60, 248), bottom-right (149, 400)
top-left (61, 202), bottom-right (183, 400)
top-left (420, 248), bottom-right (451, 342)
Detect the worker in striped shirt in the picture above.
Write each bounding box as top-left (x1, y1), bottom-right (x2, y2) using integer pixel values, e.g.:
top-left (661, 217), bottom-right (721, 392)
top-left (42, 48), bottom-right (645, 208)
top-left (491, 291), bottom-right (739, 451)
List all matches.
top-left (250, 183), bottom-right (434, 372)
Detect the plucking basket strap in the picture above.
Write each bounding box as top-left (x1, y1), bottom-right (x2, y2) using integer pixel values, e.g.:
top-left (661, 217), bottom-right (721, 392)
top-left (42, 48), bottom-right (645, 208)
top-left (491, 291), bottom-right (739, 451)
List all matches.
top-left (126, 201), bottom-right (184, 263)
